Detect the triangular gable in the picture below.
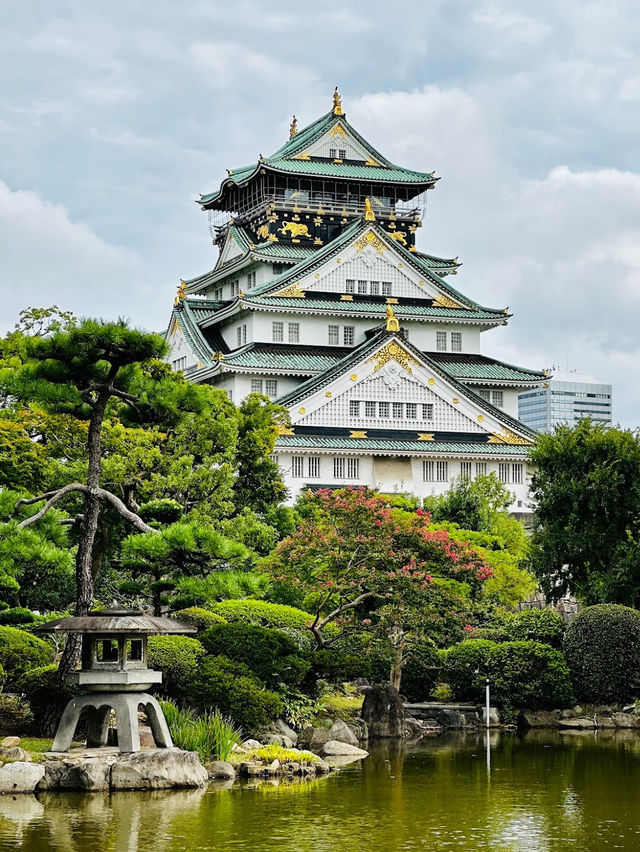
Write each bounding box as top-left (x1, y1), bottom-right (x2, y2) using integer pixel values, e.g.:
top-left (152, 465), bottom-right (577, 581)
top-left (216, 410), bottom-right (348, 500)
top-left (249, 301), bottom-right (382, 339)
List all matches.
top-left (285, 334), bottom-right (534, 445)
top-left (217, 228), bottom-right (248, 267)
top-left (298, 122), bottom-right (381, 165)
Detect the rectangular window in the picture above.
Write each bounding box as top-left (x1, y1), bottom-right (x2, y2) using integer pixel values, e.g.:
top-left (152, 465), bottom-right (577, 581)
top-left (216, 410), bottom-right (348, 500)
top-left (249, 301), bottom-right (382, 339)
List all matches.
top-left (422, 403), bottom-right (434, 420)
top-left (365, 401), bottom-right (376, 418)
top-left (392, 402), bottom-right (404, 419)
top-left (246, 271), bottom-right (255, 288)
top-left (381, 282), bottom-right (392, 296)
top-left (328, 325), bottom-right (339, 345)
top-left (512, 463), bottom-right (523, 484)
top-left (476, 462), bottom-right (487, 477)
top-left (349, 400), bottom-right (360, 418)
top-left (225, 389), bottom-right (233, 401)
top-left (265, 379), bottom-right (278, 398)
top-left (250, 379), bottom-right (263, 394)
top-left (288, 322), bottom-right (300, 343)
top-left (231, 280), bottom-right (239, 297)
top-left (478, 389), bottom-right (491, 402)
top-left (406, 403), bottom-right (417, 419)
top-left (460, 461), bottom-right (472, 480)
top-left (498, 462), bottom-right (510, 484)
top-left (451, 332), bottom-right (462, 352)
top-left (343, 326), bottom-right (355, 346)
top-left (357, 280), bottom-right (368, 294)
top-left (338, 148), bottom-right (346, 160)
top-left (436, 461), bottom-right (448, 482)
top-left (345, 279), bottom-right (355, 294)
top-left (172, 356), bottom-right (187, 372)
top-left (379, 402), bottom-right (390, 418)
top-left (346, 457), bottom-right (359, 479)
top-left (492, 391), bottom-right (504, 408)
top-left (236, 325), bottom-right (244, 347)
top-left (436, 331), bottom-right (447, 351)
top-left (308, 456), bottom-right (321, 478)
top-left (329, 148), bottom-right (337, 158)
top-left (292, 456), bottom-right (304, 478)
top-left (272, 321), bottom-right (284, 342)
top-left (334, 457), bottom-right (345, 479)
top-left (214, 287), bottom-right (223, 300)
top-left (369, 281), bottom-right (380, 295)
top-left (423, 460), bottom-right (434, 482)
top-left (273, 263), bottom-right (285, 275)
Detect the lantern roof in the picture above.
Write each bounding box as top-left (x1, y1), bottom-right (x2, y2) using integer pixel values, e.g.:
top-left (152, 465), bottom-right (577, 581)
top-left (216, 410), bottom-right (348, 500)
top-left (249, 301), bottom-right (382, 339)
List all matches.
top-left (34, 607), bottom-right (196, 635)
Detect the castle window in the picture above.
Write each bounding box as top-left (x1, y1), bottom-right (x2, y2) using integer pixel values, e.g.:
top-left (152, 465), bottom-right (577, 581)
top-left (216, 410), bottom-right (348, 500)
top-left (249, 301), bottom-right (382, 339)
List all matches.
top-left (436, 461), bottom-right (448, 482)
top-left (451, 332), bottom-right (462, 352)
top-left (246, 271), bottom-right (256, 288)
top-left (370, 281), bottom-right (380, 295)
top-left (273, 263), bottom-right (285, 275)
top-left (381, 282), bottom-right (392, 296)
top-left (423, 460), bottom-right (434, 482)
top-left (357, 280), bottom-right (368, 295)
top-left (392, 403), bottom-right (404, 419)
top-left (328, 325), bottom-right (339, 345)
top-left (308, 456), bottom-right (321, 478)
top-left (237, 325), bottom-right (247, 347)
top-left (379, 402), bottom-right (390, 418)
top-left (329, 148), bottom-right (337, 158)
top-left (346, 457), bottom-right (359, 478)
top-left (365, 401), bottom-right (376, 417)
top-left (172, 357), bottom-right (187, 372)
top-left (251, 379), bottom-right (263, 394)
top-left (422, 404), bottom-right (434, 420)
top-left (335, 457), bottom-right (359, 479)
top-left (460, 461), bottom-right (472, 480)
top-left (288, 322), bottom-right (300, 343)
top-left (225, 389), bottom-right (233, 401)
top-left (292, 456), bottom-right (304, 478)
top-left (478, 389), bottom-right (491, 402)
top-left (476, 462), bottom-right (487, 477)
top-left (213, 287), bottom-right (223, 300)
top-left (345, 279), bottom-right (355, 294)
top-left (349, 400), bottom-right (360, 418)
top-left (436, 331), bottom-right (447, 351)
top-left (498, 462), bottom-right (510, 484)
top-left (333, 457), bottom-right (344, 478)
top-left (492, 391), bottom-right (504, 408)
top-left (231, 280), bottom-right (239, 297)
top-left (512, 463), bottom-right (523, 484)
top-left (265, 379), bottom-right (278, 398)
top-left (338, 149), bottom-right (346, 160)
top-left (272, 321), bottom-right (284, 342)
top-left (343, 326), bottom-right (355, 346)
top-left (406, 403), bottom-right (417, 419)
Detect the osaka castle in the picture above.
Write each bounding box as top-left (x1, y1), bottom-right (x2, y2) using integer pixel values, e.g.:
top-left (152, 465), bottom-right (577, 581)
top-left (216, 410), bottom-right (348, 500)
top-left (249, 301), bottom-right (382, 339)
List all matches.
top-left (165, 89), bottom-right (545, 507)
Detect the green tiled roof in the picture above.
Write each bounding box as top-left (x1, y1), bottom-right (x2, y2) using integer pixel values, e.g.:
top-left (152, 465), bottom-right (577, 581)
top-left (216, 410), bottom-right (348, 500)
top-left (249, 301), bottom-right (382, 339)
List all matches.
top-left (252, 242), bottom-right (316, 260)
top-left (169, 300), bottom-right (217, 367)
top-left (247, 296), bottom-right (505, 321)
top-left (224, 344), bottom-right (347, 373)
top-left (430, 353), bottom-right (545, 383)
top-left (263, 158), bottom-right (434, 183)
top-left (275, 435), bottom-right (530, 455)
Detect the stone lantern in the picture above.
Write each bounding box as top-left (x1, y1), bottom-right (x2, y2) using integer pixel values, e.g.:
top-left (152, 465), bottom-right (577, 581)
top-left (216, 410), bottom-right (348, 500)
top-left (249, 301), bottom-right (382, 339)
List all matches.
top-left (35, 606), bottom-right (196, 754)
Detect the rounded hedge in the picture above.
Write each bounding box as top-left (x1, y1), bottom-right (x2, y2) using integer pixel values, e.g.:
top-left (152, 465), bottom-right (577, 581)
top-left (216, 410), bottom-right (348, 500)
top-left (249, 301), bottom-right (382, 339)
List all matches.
top-left (191, 655), bottom-right (283, 733)
top-left (486, 641), bottom-right (574, 710)
top-left (199, 623), bottom-right (310, 689)
top-left (445, 640), bottom-right (497, 702)
top-left (146, 635), bottom-right (205, 700)
top-left (0, 626), bottom-right (54, 686)
top-left (563, 604), bottom-right (640, 703)
top-left (502, 609), bottom-right (566, 649)
top-left (209, 599), bottom-right (313, 632)
top-left (172, 607), bottom-right (226, 632)
top-left (305, 649), bottom-right (371, 685)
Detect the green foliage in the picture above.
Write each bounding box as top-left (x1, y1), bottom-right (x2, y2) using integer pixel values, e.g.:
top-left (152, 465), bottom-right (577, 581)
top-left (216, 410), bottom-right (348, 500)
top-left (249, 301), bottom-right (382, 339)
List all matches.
top-left (209, 599), bottom-right (313, 631)
top-left (138, 499), bottom-right (183, 525)
top-left (529, 421), bottom-right (640, 605)
top-left (563, 604), bottom-right (640, 703)
top-left (424, 474), bottom-right (513, 532)
top-left (18, 664), bottom-right (80, 734)
top-left (0, 419), bottom-right (48, 492)
top-left (486, 641), bottom-right (574, 710)
top-left (0, 626), bottom-right (54, 685)
top-left (245, 744), bottom-right (320, 765)
top-left (172, 571), bottom-right (268, 610)
top-left (146, 635), bottom-right (205, 700)
top-left (191, 655), bottom-right (283, 733)
top-left (158, 701), bottom-right (242, 762)
top-left (400, 641), bottom-right (442, 702)
top-left (305, 649), bottom-right (370, 684)
top-left (199, 623), bottom-right (310, 690)
top-left (220, 508), bottom-right (280, 557)
top-left (501, 609), bottom-right (567, 649)
top-left (234, 395), bottom-right (289, 513)
top-left (172, 607), bottom-right (226, 632)
top-left (444, 640), bottom-right (497, 702)
top-left (0, 608), bottom-right (36, 626)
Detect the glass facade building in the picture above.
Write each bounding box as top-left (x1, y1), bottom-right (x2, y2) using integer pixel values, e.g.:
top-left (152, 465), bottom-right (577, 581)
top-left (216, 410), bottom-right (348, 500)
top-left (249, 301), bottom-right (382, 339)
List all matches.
top-left (518, 370), bottom-right (612, 433)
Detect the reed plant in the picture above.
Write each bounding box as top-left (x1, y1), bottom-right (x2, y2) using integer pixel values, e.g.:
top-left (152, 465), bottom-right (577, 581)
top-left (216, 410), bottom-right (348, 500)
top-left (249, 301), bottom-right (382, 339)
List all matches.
top-left (159, 700), bottom-right (242, 762)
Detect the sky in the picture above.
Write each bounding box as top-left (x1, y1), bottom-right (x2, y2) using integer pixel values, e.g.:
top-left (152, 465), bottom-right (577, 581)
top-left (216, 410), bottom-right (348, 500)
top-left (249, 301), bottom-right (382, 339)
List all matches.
top-left (2, 1), bottom-right (640, 424)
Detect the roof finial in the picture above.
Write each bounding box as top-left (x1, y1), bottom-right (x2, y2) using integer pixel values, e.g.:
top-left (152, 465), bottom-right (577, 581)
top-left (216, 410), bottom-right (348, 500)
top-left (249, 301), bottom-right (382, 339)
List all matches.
top-left (385, 304), bottom-right (400, 332)
top-left (289, 115), bottom-right (298, 138)
top-left (174, 281), bottom-right (188, 306)
top-left (333, 86), bottom-right (343, 116)
top-left (364, 197), bottom-right (375, 221)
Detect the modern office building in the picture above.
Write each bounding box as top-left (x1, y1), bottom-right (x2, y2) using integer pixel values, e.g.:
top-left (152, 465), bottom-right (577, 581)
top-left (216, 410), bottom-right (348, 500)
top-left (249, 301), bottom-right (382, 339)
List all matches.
top-left (518, 369), bottom-right (613, 433)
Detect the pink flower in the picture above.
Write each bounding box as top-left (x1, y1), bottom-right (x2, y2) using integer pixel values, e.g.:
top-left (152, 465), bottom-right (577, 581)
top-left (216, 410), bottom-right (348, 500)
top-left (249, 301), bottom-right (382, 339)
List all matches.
top-left (416, 508), bottom-right (424, 516)
top-left (463, 624), bottom-right (474, 632)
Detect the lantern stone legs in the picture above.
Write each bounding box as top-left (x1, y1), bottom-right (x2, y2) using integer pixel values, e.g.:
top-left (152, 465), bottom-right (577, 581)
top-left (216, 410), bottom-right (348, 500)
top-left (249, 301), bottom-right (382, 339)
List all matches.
top-left (52, 692), bottom-right (173, 754)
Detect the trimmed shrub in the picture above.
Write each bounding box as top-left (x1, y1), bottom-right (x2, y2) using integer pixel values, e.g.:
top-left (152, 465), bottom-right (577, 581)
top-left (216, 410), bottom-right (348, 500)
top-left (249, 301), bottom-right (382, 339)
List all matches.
top-left (486, 641), bottom-right (574, 709)
top-left (502, 609), bottom-right (566, 649)
top-left (305, 649), bottom-right (371, 684)
top-left (0, 626), bottom-right (54, 686)
top-left (563, 604), bottom-right (640, 703)
top-left (209, 599), bottom-right (313, 632)
top-left (192, 655), bottom-right (283, 733)
top-left (401, 642), bottom-right (442, 703)
top-left (0, 608), bottom-right (36, 627)
top-left (18, 664), bottom-right (80, 736)
top-left (199, 623), bottom-right (310, 689)
top-left (172, 607), bottom-right (226, 632)
top-left (445, 640), bottom-right (497, 702)
top-left (146, 635), bottom-right (205, 700)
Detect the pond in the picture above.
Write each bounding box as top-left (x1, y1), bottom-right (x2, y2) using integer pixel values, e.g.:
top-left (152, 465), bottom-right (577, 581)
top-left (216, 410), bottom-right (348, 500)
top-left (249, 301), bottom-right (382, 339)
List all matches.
top-left (3, 730), bottom-right (640, 851)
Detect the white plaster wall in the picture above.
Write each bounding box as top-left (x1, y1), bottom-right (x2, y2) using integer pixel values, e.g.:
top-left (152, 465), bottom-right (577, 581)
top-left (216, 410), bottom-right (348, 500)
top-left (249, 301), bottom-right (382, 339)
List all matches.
top-left (167, 325), bottom-right (198, 370)
top-left (219, 314), bottom-right (254, 350)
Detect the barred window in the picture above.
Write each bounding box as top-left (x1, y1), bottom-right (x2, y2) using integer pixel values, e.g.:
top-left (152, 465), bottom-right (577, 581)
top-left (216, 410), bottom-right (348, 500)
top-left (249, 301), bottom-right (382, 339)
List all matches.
top-left (237, 325), bottom-right (246, 347)
top-left (246, 271), bottom-right (256, 288)
top-left (343, 326), bottom-right (355, 346)
top-left (436, 461), bottom-right (448, 482)
top-left (225, 389), bottom-right (233, 401)
top-left (498, 462), bottom-right (510, 483)
top-left (423, 460), bottom-right (434, 482)
top-left (329, 148), bottom-right (337, 158)
top-left (476, 462), bottom-right (487, 477)
top-left (292, 456), bottom-right (304, 478)
top-left (436, 331), bottom-right (447, 351)
top-left (328, 324), bottom-right (339, 345)
top-left (250, 379), bottom-right (263, 394)
top-left (288, 322), bottom-right (300, 343)
top-left (338, 148), bottom-right (346, 159)
top-left (406, 403), bottom-right (417, 419)
top-left (512, 463), bottom-right (523, 484)
top-left (370, 281), bottom-right (380, 295)
top-left (230, 280), bottom-right (239, 297)
top-left (172, 356), bottom-right (187, 372)
top-left (451, 332), bottom-right (462, 352)
top-left (349, 400), bottom-right (360, 418)
top-left (308, 456), bottom-right (321, 478)
top-left (357, 280), bottom-right (368, 294)
top-left (460, 461), bottom-right (472, 480)
top-left (346, 457), bottom-right (359, 479)
top-left (273, 263), bottom-right (285, 275)
top-left (265, 379), bottom-right (278, 398)
top-left (492, 391), bottom-right (504, 408)
top-left (345, 279), bottom-right (355, 294)
top-left (379, 402), bottom-right (390, 418)
top-left (392, 402), bottom-right (404, 419)
top-left (334, 457), bottom-right (345, 479)
top-left (272, 321), bottom-right (284, 342)
top-left (478, 389), bottom-right (491, 402)
top-left (422, 403), bottom-right (434, 420)
top-left (365, 401), bottom-right (376, 417)
top-left (381, 282), bottom-right (392, 296)
top-left (213, 287), bottom-right (223, 300)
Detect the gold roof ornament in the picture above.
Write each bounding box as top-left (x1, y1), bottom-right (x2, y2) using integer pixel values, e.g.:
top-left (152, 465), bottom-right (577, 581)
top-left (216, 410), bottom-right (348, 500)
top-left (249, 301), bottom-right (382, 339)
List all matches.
top-left (385, 304), bottom-right (400, 332)
top-left (174, 281), bottom-right (188, 305)
top-left (364, 197), bottom-right (375, 221)
top-left (333, 86), bottom-right (344, 116)
top-left (289, 115), bottom-right (298, 138)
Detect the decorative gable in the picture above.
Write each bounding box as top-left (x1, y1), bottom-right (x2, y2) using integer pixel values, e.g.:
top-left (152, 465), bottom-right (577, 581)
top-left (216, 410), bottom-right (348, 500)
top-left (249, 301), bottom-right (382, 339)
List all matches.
top-left (298, 122), bottom-right (381, 165)
top-left (218, 230), bottom-right (246, 266)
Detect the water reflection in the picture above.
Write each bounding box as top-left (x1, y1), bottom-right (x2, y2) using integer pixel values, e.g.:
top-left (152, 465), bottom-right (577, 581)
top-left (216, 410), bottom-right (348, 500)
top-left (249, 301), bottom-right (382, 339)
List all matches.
top-left (3, 731), bottom-right (640, 850)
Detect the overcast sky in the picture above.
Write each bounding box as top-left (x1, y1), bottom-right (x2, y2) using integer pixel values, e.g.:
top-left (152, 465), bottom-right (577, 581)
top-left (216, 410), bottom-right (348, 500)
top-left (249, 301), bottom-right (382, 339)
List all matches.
top-left (2, 1), bottom-right (639, 424)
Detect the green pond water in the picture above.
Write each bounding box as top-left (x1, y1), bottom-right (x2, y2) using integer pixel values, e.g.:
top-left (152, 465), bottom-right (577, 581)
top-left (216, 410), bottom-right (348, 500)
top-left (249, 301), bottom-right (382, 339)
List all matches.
top-left (3, 730), bottom-right (640, 851)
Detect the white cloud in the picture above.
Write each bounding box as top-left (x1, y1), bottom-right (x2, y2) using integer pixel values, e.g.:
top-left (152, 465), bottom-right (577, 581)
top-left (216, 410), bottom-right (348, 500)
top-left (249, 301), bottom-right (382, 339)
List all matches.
top-left (189, 42), bottom-right (316, 90)
top-left (472, 4), bottom-right (551, 42)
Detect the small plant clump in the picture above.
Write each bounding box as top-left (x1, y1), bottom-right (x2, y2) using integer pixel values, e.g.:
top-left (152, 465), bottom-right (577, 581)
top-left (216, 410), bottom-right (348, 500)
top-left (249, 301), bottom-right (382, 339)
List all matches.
top-left (159, 700), bottom-right (242, 763)
top-left (243, 744), bottom-right (320, 765)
